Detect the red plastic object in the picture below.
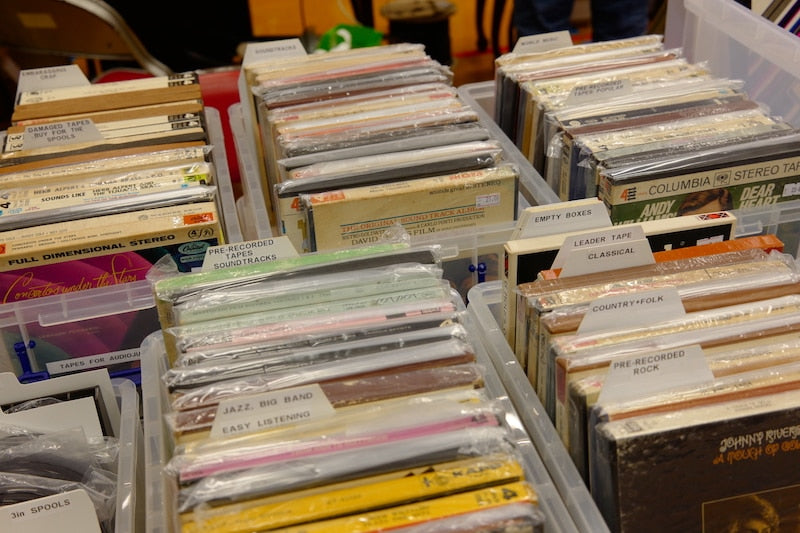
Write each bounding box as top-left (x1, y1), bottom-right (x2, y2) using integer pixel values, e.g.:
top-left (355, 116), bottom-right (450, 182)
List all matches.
top-left (198, 67), bottom-right (242, 195)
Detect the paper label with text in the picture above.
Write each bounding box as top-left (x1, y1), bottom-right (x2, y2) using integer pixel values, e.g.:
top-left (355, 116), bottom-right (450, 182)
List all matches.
top-left (578, 287), bottom-right (686, 335)
top-left (0, 489), bottom-right (101, 533)
top-left (558, 237), bottom-right (655, 277)
top-left (202, 237), bottom-right (299, 271)
top-left (18, 119), bottom-right (103, 151)
top-left (551, 225), bottom-right (648, 270)
top-left (16, 65), bottom-right (90, 102)
top-left (598, 344), bottom-right (714, 404)
top-left (211, 384), bottom-right (335, 438)
top-left (515, 201), bottom-right (611, 239)
top-left (46, 349), bottom-right (140, 376)
top-left (565, 79), bottom-right (632, 106)
top-left (513, 31), bottom-right (573, 54)
top-left (243, 38), bottom-right (307, 66)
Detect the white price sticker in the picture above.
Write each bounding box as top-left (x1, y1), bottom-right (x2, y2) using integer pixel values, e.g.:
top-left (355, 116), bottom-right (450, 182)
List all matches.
top-left (476, 193), bottom-right (500, 207)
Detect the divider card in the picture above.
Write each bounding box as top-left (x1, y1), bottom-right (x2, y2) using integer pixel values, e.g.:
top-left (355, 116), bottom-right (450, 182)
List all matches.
top-left (576, 287), bottom-right (686, 336)
top-left (597, 344), bottom-right (714, 405)
top-left (511, 197), bottom-right (611, 240)
top-left (0, 369), bottom-right (119, 436)
top-left (210, 383), bottom-right (336, 439)
top-left (15, 65), bottom-right (90, 99)
top-left (0, 396), bottom-right (103, 439)
top-left (201, 237), bottom-right (299, 272)
top-left (0, 489), bottom-right (101, 533)
top-left (504, 210), bottom-right (736, 360)
top-left (17, 119), bottom-right (104, 150)
top-left (512, 31), bottom-right (574, 54)
top-left (552, 225), bottom-right (655, 277)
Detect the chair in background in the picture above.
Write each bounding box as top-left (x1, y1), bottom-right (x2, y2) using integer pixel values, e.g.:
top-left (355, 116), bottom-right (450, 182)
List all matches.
top-left (0, 0), bottom-right (172, 78)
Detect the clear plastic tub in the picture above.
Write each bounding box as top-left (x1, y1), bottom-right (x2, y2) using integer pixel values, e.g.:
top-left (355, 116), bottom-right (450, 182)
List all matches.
top-left (0, 371), bottom-right (142, 533)
top-left (0, 109), bottom-right (244, 379)
top-left (672, 0), bottom-right (800, 128)
top-left (466, 281), bottom-right (610, 533)
top-left (140, 300), bottom-right (589, 533)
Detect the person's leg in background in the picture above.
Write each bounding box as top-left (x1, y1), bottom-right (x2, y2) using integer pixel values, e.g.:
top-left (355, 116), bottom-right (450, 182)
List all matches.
top-left (513, 0), bottom-right (575, 37)
top-left (477, 0), bottom-right (489, 51)
top-left (590, 0), bottom-right (650, 41)
top-left (491, 0), bottom-right (508, 57)
top-left (350, 0), bottom-right (374, 27)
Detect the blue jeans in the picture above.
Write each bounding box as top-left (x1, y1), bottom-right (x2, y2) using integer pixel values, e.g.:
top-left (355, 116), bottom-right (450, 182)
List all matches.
top-left (513, 0), bottom-right (650, 42)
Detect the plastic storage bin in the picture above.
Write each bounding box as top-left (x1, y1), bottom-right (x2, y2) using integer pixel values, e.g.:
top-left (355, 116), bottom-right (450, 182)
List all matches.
top-left (140, 300), bottom-right (590, 533)
top-left (0, 371), bottom-right (143, 533)
top-left (463, 4), bottom-right (800, 529)
top-left (456, 81), bottom-right (559, 208)
top-left (670, 0), bottom-right (800, 128)
top-left (0, 108), bottom-right (243, 380)
top-left (228, 87), bottom-right (558, 300)
top-left (228, 102), bottom-right (274, 241)
top-left (732, 199), bottom-right (800, 259)
top-left (673, 0), bottom-right (800, 258)
top-left (112, 377), bottom-right (145, 533)
top-left (458, 0), bottom-right (800, 260)
top-left (466, 281), bottom-right (609, 533)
